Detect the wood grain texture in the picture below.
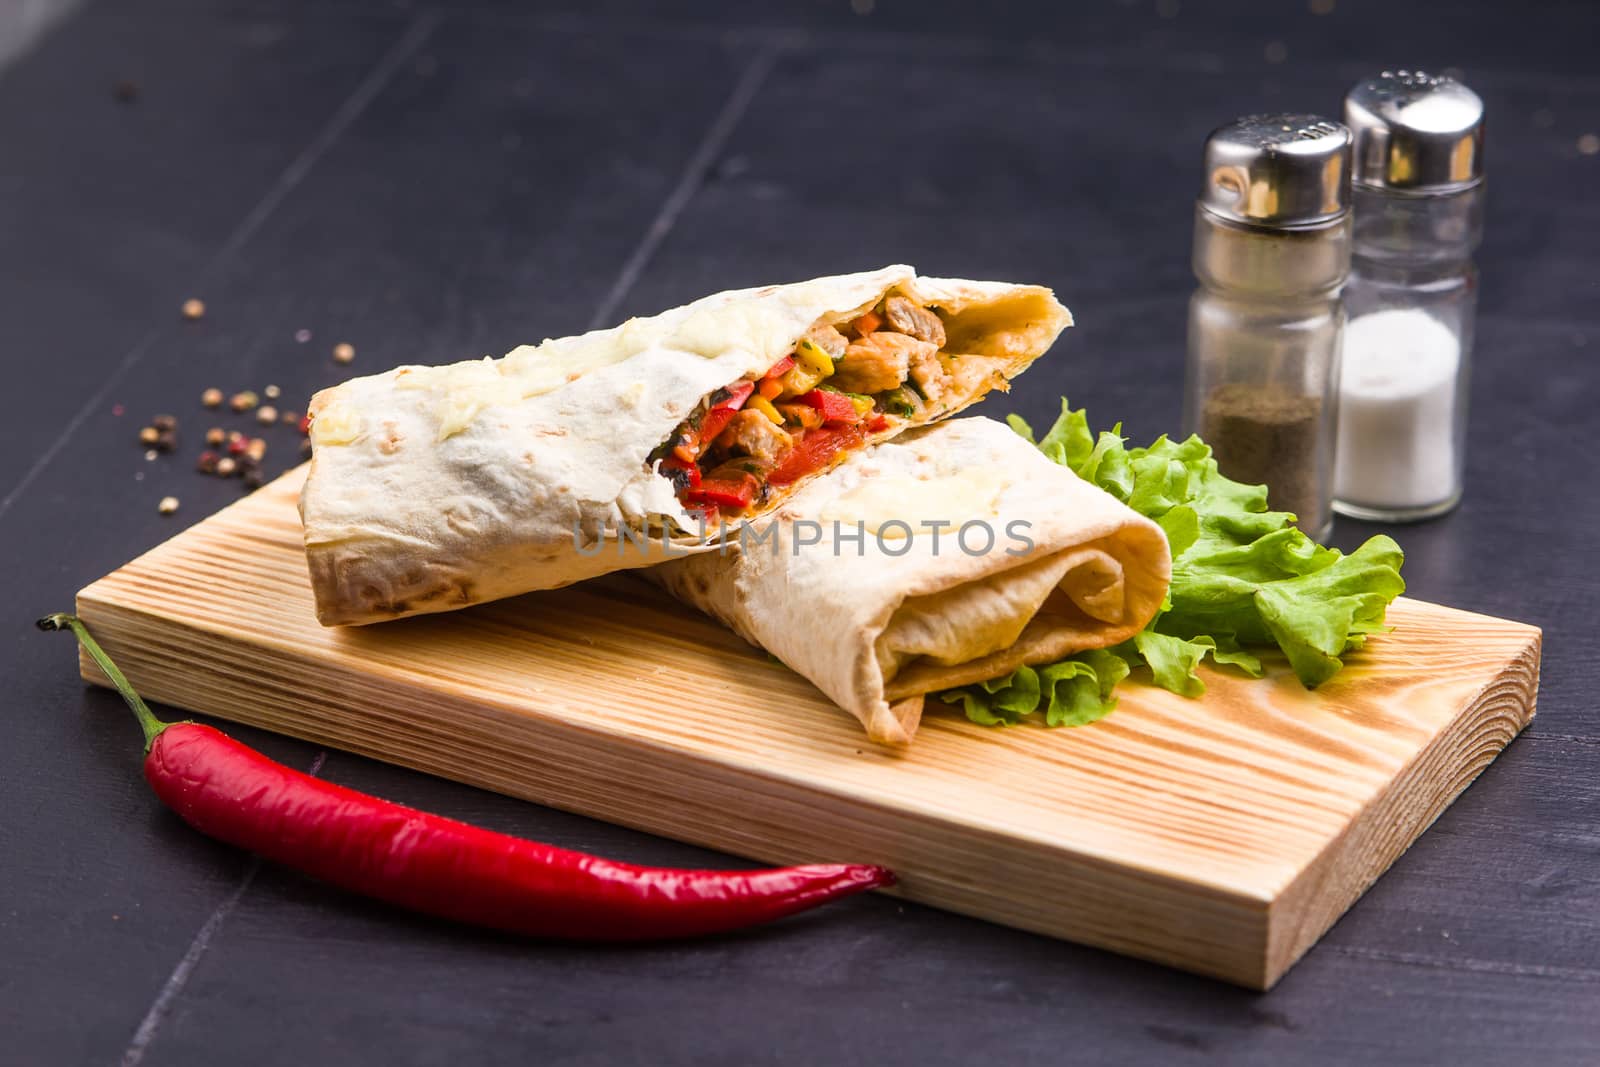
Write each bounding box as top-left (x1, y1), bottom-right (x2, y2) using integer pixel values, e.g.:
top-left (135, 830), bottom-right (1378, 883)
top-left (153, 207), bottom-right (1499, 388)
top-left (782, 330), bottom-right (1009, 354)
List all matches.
top-left (73, 465), bottom-right (1541, 989)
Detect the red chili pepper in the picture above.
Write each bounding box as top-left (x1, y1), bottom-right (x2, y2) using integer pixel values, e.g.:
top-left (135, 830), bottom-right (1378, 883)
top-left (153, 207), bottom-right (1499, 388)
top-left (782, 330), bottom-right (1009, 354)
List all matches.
top-left (683, 475), bottom-right (756, 511)
top-left (39, 614), bottom-right (892, 940)
top-left (797, 389), bottom-right (862, 426)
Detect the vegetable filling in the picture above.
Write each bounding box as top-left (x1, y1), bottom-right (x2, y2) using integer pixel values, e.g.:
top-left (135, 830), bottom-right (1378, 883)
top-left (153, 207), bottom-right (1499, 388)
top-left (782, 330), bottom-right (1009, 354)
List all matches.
top-left (655, 295), bottom-right (970, 517)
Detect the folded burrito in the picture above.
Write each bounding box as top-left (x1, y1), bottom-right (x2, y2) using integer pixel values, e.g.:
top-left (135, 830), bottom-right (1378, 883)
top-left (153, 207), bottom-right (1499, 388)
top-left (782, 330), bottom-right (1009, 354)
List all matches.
top-left (651, 418), bottom-right (1172, 744)
top-left (300, 266), bottom-right (1070, 625)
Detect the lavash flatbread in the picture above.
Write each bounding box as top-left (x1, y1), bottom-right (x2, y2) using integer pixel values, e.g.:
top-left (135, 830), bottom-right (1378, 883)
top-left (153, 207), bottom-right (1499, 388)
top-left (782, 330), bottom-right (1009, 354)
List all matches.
top-left (300, 266), bottom-right (1070, 625)
top-left (650, 418), bottom-right (1171, 744)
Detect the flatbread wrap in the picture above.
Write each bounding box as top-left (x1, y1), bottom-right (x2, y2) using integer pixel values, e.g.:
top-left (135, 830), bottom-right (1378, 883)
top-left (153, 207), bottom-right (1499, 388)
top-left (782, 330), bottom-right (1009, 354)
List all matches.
top-left (650, 418), bottom-right (1172, 745)
top-left (300, 266), bottom-right (1070, 625)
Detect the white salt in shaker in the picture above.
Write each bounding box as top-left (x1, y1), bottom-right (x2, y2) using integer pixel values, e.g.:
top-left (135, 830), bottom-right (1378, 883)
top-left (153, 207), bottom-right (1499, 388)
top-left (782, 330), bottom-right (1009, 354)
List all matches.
top-left (1334, 71), bottom-right (1485, 520)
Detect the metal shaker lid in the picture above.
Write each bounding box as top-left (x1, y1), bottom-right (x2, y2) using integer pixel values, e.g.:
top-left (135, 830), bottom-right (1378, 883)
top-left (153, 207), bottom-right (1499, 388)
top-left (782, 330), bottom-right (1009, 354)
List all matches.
top-left (1198, 114), bottom-right (1353, 228)
top-left (1345, 70), bottom-right (1485, 191)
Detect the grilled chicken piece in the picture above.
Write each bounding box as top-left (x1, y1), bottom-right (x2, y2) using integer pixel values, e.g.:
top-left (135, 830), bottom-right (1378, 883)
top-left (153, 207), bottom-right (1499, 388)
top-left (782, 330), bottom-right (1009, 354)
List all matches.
top-left (716, 409), bottom-right (793, 464)
top-left (802, 322), bottom-right (849, 360)
top-left (832, 331), bottom-right (934, 394)
top-left (942, 349), bottom-right (1002, 401)
top-left (908, 348), bottom-right (997, 414)
top-left (907, 345), bottom-right (957, 411)
top-left (883, 296), bottom-right (947, 347)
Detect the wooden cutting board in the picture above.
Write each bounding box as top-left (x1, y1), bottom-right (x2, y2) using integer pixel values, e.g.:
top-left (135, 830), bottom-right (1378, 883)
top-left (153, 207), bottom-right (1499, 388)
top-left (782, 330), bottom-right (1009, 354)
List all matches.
top-left (75, 466), bottom-right (1540, 989)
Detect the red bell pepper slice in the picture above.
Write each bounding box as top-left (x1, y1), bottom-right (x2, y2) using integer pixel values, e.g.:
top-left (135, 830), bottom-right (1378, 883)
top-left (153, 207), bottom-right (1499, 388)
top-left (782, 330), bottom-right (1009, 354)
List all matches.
top-left (712, 380), bottom-right (755, 410)
top-left (659, 456), bottom-right (701, 491)
top-left (763, 356), bottom-right (795, 380)
top-left (699, 380), bottom-right (756, 444)
top-left (767, 424), bottom-right (865, 486)
top-left (797, 389), bottom-right (861, 426)
top-left (684, 475), bottom-right (756, 511)
top-left (850, 310), bottom-right (883, 337)
top-left (694, 405), bottom-right (740, 452)
top-left (672, 381), bottom-right (756, 463)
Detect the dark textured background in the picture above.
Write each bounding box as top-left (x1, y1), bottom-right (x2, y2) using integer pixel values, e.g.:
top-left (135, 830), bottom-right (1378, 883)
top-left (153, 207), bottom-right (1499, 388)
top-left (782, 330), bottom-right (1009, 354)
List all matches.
top-left (2, 1), bottom-right (1597, 1063)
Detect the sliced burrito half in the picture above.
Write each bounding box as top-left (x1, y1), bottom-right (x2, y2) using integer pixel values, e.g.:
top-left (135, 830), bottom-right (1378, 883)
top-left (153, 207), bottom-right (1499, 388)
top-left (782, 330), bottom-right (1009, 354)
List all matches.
top-left (300, 266), bottom-right (1070, 625)
top-left (650, 417), bottom-right (1171, 744)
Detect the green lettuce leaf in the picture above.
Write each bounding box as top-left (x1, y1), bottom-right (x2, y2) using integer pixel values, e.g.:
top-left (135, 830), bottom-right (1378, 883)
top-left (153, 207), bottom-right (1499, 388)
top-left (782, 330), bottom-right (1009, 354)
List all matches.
top-left (942, 646), bottom-right (1128, 730)
top-left (1041, 648), bottom-right (1130, 727)
top-left (945, 398), bottom-right (1406, 727)
top-left (1251, 534), bottom-right (1407, 686)
top-left (1125, 631), bottom-right (1264, 698)
top-left (941, 665), bottom-right (1041, 726)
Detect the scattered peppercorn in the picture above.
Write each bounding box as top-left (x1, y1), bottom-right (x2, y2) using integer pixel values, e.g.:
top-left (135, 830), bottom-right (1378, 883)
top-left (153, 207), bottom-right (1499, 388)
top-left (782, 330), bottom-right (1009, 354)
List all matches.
top-left (245, 438), bottom-right (267, 463)
top-left (144, 450), bottom-right (158, 462)
top-left (281, 410), bottom-right (300, 427)
top-left (181, 299), bottom-right (205, 321)
top-left (300, 439), bottom-right (313, 459)
top-left (157, 496), bottom-right (180, 515)
top-left (243, 468), bottom-right (264, 491)
top-left (333, 343), bottom-right (355, 364)
top-left (216, 456), bottom-right (238, 477)
top-left (138, 426), bottom-right (160, 447)
top-left (256, 405), bottom-right (279, 425)
top-left (227, 436), bottom-right (249, 456)
top-left (298, 414), bottom-right (313, 435)
top-left (230, 391), bottom-right (259, 413)
top-left (264, 385), bottom-right (281, 400)
top-left (227, 430), bottom-right (244, 445)
top-left (201, 388), bottom-right (224, 409)
top-left (152, 414), bottom-right (177, 432)
top-left (205, 427), bottom-right (225, 447)
top-left (196, 451), bottom-right (220, 474)
top-left (295, 329), bottom-right (313, 344)
top-left (155, 430), bottom-right (177, 453)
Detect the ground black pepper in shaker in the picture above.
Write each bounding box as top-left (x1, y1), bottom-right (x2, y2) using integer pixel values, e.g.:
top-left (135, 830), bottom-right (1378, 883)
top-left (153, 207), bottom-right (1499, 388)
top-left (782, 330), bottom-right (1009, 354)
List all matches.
top-left (1200, 384), bottom-right (1323, 520)
top-left (1181, 114), bottom-right (1354, 541)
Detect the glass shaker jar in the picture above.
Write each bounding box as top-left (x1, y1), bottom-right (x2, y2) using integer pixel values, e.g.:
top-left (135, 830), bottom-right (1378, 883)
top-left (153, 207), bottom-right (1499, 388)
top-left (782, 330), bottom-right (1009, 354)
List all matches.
top-left (1182, 115), bottom-right (1353, 542)
top-left (1334, 71), bottom-right (1485, 521)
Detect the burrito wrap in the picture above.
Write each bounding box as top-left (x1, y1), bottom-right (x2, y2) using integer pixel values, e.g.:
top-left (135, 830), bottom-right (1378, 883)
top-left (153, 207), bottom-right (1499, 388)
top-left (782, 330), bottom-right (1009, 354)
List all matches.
top-left (300, 266), bottom-right (1070, 625)
top-left (651, 418), bottom-right (1172, 744)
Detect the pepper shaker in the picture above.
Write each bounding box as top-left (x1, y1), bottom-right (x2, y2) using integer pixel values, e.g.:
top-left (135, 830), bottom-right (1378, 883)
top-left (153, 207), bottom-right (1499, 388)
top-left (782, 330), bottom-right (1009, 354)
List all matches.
top-left (1334, 71), bottom-right (1485, 521)
top-left (1182, 114), bottom-right (1354, 542)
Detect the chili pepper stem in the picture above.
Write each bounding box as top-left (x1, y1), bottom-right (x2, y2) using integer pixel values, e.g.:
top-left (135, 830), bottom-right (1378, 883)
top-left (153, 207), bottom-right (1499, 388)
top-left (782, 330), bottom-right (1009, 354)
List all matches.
top-left (37, 613), bottom-right (173, 752)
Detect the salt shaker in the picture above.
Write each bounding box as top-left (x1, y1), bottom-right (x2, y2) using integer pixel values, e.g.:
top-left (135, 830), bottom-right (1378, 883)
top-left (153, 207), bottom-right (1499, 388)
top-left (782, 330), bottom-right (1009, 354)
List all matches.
top-left (1182, 114), bottom-right (1353, 542)
top-left (1334, 71), bottom-right (1485, 521)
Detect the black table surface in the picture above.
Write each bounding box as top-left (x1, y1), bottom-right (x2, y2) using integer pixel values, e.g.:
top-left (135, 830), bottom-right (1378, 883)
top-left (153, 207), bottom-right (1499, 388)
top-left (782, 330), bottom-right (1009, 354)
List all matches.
top-left (3, 1), bottom-right (1597, 1063)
